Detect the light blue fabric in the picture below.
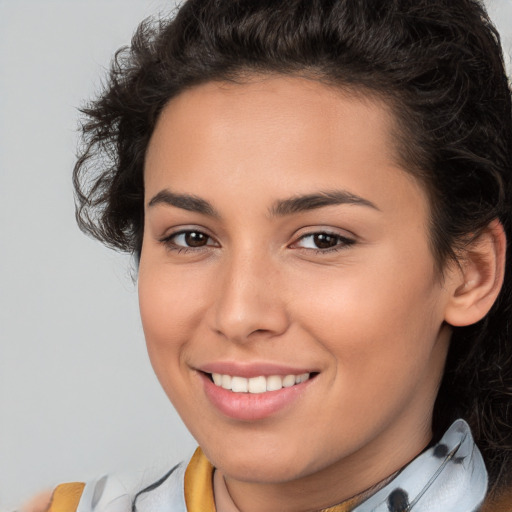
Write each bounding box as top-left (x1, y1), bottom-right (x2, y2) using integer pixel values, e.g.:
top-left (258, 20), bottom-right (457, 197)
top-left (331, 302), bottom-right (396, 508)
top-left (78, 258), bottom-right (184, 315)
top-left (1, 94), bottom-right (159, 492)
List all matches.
top-left (353, 419), bottom-right (487, 511)
top-left (77, 463), bottom-right (187, 512)
top-left (77, 419), bottom-right (487, 512)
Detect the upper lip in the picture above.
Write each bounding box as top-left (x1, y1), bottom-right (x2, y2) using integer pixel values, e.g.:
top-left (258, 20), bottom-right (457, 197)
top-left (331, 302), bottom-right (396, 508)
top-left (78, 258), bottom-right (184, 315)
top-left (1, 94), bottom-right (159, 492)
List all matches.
top-left (198, 361), bottom-right (317, 378)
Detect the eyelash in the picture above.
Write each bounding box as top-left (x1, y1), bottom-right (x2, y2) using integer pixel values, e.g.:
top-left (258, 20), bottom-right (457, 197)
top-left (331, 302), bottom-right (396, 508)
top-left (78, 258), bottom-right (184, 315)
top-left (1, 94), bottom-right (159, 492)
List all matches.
top-left (159, 230), bottom-right (217, 253)
top-left (293, 232), bottom-right (356, 253)
top-left (159, 230), bottom-right (356, 254)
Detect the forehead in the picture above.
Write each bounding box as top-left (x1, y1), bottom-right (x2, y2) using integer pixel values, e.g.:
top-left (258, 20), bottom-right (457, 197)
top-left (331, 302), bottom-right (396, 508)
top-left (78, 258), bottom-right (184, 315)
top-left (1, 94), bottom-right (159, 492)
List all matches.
top-left (148, 76), bottom-right (399, 167)
top-left (145, 76), bottom-right (426, 216)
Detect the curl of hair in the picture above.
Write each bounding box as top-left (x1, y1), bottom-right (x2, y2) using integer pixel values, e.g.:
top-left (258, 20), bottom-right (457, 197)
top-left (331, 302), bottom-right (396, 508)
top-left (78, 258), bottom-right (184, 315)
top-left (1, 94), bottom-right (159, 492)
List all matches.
top-left (74, 0), bottom-right (512, 494)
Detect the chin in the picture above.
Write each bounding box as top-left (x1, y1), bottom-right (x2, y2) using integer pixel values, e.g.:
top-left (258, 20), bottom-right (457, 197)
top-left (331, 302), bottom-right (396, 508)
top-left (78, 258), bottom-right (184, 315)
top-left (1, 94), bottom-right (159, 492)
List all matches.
top-left (202, 436), bottom-right (324, 484)
top-left (223, 459), bottom-right (311, 485)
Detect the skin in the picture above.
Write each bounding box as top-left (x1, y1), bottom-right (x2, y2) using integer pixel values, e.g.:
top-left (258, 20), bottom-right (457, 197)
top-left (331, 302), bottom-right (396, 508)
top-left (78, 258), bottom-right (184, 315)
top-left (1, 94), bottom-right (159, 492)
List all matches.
top-left (21, 491), bottom-right (52, 512)
top-left (139, 76), bottom-right (464, 512)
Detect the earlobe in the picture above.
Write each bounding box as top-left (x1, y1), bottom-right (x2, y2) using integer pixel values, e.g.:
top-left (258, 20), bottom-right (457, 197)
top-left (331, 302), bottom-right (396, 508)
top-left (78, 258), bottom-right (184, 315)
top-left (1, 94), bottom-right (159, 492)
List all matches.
top-left (444, 219), bottom-right (506, 327)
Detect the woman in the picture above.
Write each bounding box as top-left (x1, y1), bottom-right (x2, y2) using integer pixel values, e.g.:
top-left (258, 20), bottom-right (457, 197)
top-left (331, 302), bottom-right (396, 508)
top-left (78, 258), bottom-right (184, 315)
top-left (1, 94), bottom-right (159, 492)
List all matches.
top-left (50, 0), bottom-right (512, 510)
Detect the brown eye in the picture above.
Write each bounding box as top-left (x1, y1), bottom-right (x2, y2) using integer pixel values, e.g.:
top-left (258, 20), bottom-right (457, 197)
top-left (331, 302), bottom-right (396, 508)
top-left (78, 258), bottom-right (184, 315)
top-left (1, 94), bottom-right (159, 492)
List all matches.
top-left (293, 231), bottom-right (355, 252)
top-left (184, 231), bottom-right (209, 247)
top-left (163, 230), bottom-right (216, 250)
top-left (313, 233), bottom-right (339, 249)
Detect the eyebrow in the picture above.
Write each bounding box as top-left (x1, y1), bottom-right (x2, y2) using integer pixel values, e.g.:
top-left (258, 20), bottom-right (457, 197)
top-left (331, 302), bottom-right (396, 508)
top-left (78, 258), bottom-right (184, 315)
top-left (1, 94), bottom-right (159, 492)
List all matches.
top-left (148, 190), bottom-right (220, 217)
top-left (147, 188), bottom-right (378, 217)
top-left (269, 190), bottom-right (379, 216)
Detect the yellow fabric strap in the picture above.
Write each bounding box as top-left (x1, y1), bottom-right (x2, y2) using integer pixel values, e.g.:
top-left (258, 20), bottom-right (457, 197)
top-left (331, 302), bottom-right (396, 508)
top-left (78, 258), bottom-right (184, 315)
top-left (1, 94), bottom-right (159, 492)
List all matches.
top-left (320, 496), bottom-right (360, 512)
top-left (47, 483), bottom-right (85, 512)
top-left (184, 447), bottom-right (216, 512)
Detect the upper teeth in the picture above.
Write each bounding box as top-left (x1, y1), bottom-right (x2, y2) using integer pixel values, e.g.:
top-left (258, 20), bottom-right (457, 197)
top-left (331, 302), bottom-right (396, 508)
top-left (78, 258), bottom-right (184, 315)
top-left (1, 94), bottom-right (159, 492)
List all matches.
top-left (211, 373), bottom-right (310, 393)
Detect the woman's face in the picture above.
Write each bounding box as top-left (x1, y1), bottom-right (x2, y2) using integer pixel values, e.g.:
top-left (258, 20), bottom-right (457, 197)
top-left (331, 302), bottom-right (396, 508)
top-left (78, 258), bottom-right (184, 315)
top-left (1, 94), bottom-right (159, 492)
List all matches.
top-left (139, 76), bottom-right (455, 500)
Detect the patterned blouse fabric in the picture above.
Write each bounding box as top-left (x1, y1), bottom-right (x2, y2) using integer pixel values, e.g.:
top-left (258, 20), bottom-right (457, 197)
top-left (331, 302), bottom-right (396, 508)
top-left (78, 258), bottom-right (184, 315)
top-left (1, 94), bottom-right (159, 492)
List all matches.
top-left (55, 419), bottom-right (487, 512)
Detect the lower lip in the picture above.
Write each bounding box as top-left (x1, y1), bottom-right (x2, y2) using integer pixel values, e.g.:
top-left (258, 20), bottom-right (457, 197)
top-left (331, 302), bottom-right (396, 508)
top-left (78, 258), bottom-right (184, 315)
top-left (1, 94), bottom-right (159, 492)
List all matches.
top-left (200, 373), bottom-right (313, 421)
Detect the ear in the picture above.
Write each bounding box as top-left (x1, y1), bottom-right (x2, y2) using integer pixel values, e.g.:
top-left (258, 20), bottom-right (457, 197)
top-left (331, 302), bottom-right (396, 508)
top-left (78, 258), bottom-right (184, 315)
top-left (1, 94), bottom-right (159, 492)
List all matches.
top-left (444, 219), bottom-right (506, 327)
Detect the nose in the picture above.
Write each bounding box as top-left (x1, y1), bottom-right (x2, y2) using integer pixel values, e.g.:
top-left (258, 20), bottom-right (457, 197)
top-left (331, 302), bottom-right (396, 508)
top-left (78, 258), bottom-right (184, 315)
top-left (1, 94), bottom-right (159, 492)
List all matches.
top-left (210, 250), bottom-right (290, 343)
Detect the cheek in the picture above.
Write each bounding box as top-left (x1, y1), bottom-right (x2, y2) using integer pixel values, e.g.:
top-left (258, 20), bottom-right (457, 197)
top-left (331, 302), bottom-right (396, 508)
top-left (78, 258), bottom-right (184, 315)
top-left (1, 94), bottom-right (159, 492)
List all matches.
top-left (293, 250), bottom-right (445, 376)
top-left (138, 261), bottom-right (206, 375)
top-left (296, 268), bottom-right (447, 445)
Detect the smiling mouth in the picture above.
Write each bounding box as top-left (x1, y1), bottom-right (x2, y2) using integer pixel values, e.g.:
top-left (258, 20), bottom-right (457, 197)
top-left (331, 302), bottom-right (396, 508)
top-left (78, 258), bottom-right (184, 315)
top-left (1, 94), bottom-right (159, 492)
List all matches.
top-left (206, 372), bottom-right (316, 393)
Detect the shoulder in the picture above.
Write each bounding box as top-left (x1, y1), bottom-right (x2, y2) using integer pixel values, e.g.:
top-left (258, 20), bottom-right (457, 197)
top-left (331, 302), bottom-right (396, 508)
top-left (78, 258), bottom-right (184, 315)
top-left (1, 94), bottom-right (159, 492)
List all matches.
top-left (48, 462), bottom-right (187, 512)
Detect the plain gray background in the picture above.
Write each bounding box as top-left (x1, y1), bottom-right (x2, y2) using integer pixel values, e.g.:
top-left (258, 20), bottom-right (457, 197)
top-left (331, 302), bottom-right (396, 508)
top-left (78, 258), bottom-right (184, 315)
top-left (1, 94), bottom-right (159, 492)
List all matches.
top-left (0, 1), bottom-right (511, 509)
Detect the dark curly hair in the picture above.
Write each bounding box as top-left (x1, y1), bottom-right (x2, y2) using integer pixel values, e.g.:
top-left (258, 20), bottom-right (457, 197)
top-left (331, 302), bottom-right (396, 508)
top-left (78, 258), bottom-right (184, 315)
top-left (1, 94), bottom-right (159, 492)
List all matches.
top-left (73, 0), bottom-right (512, 495)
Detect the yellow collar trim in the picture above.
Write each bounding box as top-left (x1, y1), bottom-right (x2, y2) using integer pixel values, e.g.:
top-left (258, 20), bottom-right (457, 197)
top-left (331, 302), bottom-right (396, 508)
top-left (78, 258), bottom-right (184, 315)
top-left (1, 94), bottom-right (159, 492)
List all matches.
top-left (319, 497), bottom-right (360, 512)
top-left (47, 483), bottom-right (86, 512)
top-left (184, 447), bottom-right (216, 512)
